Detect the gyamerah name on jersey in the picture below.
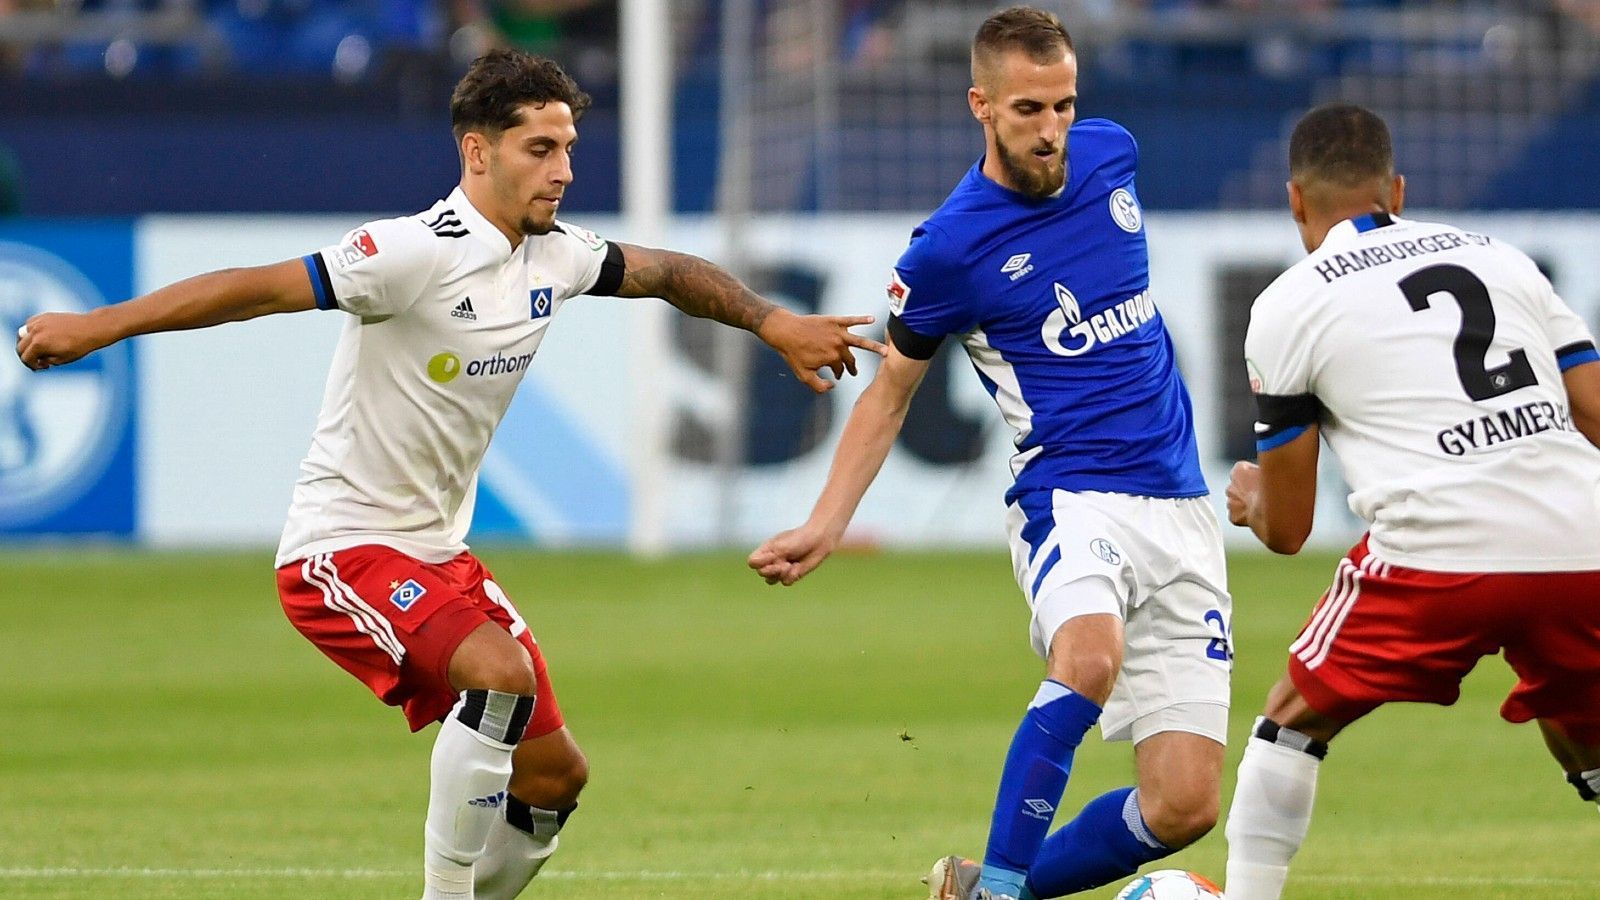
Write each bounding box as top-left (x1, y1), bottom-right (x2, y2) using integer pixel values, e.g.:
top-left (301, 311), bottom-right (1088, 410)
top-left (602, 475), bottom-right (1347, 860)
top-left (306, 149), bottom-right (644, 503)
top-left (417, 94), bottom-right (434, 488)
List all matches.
top-left (1437, 399), bottom-right (1577, 456)
top-left (1315, 230), bottom-right (1492, 284)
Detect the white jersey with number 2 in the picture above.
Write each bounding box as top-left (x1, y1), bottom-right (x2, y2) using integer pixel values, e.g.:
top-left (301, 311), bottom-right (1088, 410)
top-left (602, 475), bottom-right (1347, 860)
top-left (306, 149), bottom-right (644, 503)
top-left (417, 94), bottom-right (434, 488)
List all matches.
top-left (1246, 213), bottom-right (1600, 572)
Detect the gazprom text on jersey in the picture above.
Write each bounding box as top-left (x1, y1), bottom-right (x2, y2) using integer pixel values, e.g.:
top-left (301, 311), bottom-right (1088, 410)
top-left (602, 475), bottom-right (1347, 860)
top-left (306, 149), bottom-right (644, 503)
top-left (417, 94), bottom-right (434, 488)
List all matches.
top-left (1316, 231), bottom-right (1492, 284)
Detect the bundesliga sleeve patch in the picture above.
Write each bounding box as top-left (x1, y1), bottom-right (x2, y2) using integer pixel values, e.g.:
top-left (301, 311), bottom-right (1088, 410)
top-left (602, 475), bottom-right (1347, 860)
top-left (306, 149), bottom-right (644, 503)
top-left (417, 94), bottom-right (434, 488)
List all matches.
top-left (334, 229), bottom-right (379, 268)
top-left (887, 270), bottom-right (911, 316)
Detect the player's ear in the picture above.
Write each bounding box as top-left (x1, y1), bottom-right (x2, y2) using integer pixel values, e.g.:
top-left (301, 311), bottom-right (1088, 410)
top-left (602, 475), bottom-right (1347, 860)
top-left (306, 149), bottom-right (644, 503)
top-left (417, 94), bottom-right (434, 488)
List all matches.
top-left (1286, 179), bottom-right (1307, 225)
top-left (461, 131), bottom-right (491, 176)
top-left (1389, 173), bottom-right (1406, 216)
top-left (968, 85), bottom-right (991, 125)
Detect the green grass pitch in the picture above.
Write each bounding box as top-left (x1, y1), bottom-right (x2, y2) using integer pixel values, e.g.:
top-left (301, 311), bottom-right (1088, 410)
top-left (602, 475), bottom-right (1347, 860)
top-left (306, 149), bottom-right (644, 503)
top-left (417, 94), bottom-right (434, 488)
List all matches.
top-left (2, 547), bottom-right (1596, 898)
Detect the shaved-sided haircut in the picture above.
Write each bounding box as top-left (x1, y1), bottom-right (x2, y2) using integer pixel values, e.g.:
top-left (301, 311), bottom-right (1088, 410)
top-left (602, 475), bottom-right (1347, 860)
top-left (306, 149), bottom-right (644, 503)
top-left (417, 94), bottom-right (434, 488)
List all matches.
top-left (971, 6), bottom-right (1074, 87)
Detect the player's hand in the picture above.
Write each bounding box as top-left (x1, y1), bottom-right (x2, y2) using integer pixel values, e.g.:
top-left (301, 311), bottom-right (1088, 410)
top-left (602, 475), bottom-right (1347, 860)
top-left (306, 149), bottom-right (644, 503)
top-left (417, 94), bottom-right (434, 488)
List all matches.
top-left (1226, 460), bottom-right (1262, 527)
top-left (15, 312), bottom-right (110, 371)
top-left (757, 308), bottom-right (888, 393)
top-left (748, 523), bottom-right (837, 586)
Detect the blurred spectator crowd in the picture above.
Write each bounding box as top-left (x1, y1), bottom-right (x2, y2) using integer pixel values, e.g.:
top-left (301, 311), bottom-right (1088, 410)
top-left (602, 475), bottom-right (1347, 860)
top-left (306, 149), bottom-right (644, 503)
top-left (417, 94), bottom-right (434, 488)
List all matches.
top-left (2, 0), bottom-right (1599, 82)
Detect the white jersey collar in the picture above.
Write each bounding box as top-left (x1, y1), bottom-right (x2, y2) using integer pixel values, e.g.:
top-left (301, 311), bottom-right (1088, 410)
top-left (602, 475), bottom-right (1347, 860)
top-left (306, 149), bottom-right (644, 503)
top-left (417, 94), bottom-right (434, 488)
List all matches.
top-left (447, 186), bottom-right (516, 259)
top-left (1321, 211), bottom-right (1404, 251)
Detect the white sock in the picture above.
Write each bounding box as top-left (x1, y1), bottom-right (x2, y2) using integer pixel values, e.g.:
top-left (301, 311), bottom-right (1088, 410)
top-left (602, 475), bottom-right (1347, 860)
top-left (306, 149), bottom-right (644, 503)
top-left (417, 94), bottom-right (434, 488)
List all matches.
top-left (1224, 731), bottom-right (1322, 900)
top-left (475, 805), bottom-right (563, 900)
top-left (422, 691), bottom-right (530, 899)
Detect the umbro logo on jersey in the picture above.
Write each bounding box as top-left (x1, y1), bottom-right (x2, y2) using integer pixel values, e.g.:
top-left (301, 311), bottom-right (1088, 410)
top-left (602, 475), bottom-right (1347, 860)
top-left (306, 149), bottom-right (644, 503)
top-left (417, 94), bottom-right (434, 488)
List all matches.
top-left (1001, 253), bottom-right (1035, 281)
top-left (451, 297), bottom-right (478, 321)
top-left (424, 209), bottom-right (469, 239)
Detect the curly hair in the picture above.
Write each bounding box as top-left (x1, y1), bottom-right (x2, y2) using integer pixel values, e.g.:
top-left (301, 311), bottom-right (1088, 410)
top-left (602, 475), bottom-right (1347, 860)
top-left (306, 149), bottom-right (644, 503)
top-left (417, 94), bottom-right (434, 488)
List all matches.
top-left (450, 49), bottom-right (592, 141)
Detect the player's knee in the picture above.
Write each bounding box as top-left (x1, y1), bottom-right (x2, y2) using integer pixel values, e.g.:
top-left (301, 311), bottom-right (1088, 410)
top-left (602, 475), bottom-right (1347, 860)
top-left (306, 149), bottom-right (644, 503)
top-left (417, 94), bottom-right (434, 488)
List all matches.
top-left (1044, 615), bottom-right (1122, 704)
top-left (456, 648), bottom-right (538, 696)
top-left (1046, 650), bottom-right (1118, 704)
top-left (1141, 789), bottom-right (1219, 849)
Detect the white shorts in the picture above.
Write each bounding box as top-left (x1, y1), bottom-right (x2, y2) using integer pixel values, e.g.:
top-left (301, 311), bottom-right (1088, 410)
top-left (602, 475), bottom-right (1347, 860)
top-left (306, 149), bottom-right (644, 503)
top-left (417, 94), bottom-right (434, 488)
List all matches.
top-left (1005, 489), bottom-right (1232, 745)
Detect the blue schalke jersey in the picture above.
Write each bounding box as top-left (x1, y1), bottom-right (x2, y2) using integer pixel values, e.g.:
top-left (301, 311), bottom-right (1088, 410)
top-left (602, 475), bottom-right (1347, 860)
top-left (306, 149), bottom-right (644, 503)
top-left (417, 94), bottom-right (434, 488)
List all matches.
top-left (886, 118), bottom-right (1207, 503)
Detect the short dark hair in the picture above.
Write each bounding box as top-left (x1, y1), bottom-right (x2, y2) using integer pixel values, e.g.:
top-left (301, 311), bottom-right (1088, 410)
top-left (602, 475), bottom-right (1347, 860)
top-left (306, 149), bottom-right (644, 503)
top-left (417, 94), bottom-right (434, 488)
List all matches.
top-left (972, 6), bottom-right (1074, 82)
top-left (1289, 103), bottom-right (1394, 187)
top-left (450, 49), bottom-right (592, 142)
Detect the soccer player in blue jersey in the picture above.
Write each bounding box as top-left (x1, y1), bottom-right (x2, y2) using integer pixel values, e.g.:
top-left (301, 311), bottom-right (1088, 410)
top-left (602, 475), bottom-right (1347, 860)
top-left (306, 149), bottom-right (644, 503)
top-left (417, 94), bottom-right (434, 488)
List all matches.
top-left (748, 7), bottom-right (1231, 899)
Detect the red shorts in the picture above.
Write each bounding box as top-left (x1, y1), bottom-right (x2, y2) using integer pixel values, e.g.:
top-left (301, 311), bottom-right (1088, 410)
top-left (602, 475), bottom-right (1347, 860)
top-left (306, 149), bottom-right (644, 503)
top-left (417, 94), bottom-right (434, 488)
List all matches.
top-left (276, 545), bottom-right (564, 739)
top-left (1288, 537), bottom-right (1600, 744)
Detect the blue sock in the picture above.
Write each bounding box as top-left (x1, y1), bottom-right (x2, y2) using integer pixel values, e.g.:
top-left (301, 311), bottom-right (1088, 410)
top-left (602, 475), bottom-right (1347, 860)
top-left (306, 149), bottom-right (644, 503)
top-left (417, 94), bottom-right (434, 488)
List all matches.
top-left (978, 681), bottom-right (1101, 896)
top-left (1024, 787), bottom-right (1173, 898)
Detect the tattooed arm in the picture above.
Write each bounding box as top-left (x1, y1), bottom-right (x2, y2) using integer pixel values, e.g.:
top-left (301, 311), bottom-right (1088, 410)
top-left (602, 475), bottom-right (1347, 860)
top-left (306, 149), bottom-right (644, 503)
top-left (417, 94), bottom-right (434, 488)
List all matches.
top-left (614, 243), bottom-right (885, 392)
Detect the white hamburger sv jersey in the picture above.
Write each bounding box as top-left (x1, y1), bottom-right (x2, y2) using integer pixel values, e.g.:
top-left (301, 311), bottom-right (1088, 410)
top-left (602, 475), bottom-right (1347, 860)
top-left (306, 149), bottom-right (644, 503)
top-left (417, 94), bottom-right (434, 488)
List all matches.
top-left (275, 188), bottom-right (621, 566)
top-left (1247, 212), bottom-right (1600, 572)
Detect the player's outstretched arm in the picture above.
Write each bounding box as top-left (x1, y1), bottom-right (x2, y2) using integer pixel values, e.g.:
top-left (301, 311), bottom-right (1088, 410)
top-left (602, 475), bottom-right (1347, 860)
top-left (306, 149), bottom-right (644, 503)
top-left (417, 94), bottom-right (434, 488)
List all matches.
top-left (15, 259), bottom-right (317, 371)
top-left (611, 243), bottom-right (887, 393)
top-left (1227, 426), bottom-right (1320, 554)
top-left (748, 339), bottom-right (931, 586)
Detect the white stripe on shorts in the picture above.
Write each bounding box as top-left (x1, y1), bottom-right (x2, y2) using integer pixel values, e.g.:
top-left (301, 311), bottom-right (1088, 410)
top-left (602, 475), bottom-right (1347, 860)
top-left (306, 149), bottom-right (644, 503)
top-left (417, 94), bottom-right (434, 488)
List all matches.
top-left (303, 554), bottom-right (405, 666)
top-left (1289, 558), bottom-right (1355, 658)
top-left (1296, 555), bottom-right (1378, 671)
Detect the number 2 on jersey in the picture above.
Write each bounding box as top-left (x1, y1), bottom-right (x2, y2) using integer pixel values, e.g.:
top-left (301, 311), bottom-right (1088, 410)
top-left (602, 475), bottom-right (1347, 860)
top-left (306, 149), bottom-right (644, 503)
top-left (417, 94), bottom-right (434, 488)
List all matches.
top-left (1398, 263), bottom-right (1538, 401)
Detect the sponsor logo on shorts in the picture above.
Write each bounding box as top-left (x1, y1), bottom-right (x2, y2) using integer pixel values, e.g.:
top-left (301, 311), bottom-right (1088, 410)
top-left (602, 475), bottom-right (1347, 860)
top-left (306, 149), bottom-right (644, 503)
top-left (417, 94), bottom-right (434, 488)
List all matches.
top-left (1090, 538), bottom-right (1122, 565)
top-left (389, 578), bottom-right (427, 612)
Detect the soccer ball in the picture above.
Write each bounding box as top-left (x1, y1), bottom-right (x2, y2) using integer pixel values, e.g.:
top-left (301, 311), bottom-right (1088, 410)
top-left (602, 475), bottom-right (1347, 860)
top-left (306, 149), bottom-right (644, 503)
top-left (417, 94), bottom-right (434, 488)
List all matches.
top-left (1115, 869), bottom-right (1224, 899)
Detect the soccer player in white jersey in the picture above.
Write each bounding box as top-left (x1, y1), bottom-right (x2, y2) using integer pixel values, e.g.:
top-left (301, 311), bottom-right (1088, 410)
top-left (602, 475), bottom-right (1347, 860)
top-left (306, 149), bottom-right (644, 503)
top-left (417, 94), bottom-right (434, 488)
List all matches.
top-left (15, 50), bottom-right (885, 900)
top-left (1223, 103), bottom-right (1600, 900)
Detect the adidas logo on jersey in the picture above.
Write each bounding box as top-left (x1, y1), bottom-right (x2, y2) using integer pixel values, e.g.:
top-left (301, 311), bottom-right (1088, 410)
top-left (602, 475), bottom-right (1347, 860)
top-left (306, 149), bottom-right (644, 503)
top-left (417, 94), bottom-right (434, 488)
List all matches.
top-left (451, 297), bottom-right (477, 321)
top-left (424, 208), bottom-right (469, 238)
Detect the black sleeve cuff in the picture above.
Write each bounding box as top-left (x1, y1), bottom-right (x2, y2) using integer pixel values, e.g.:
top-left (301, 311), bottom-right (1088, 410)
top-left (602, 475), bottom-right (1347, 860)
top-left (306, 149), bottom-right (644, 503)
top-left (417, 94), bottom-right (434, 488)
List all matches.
top-left (887, 314), bottom-right (944, 360)
top-left (586, 241), bottom-right (626, 297)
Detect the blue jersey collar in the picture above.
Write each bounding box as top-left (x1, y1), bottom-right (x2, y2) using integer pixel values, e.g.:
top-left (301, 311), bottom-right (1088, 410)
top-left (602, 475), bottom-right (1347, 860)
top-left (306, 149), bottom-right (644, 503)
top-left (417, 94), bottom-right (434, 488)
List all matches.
top-left (969, 156), bottom-right (1072, 205)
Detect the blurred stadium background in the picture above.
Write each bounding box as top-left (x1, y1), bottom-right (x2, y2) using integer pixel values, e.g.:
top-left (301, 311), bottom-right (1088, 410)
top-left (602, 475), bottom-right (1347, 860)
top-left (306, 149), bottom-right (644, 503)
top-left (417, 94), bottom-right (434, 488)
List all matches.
top-left (4, 2), bottom-right (1600, 898)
